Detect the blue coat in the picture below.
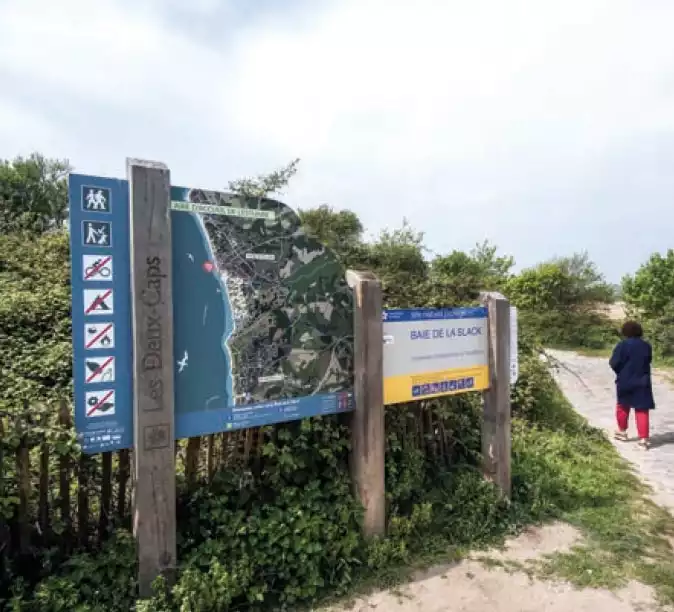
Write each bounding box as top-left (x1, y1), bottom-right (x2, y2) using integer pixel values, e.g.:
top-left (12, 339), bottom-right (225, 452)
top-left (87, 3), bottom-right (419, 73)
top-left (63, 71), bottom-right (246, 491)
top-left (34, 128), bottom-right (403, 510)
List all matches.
top-left (609, 338), bottom-right (655, 410)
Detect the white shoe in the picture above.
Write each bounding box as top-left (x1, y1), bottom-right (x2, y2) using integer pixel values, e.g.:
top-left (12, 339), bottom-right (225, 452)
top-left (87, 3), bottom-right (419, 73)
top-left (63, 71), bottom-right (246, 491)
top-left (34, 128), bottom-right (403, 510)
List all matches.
top-left (614, 430), bottom-right (628, 442)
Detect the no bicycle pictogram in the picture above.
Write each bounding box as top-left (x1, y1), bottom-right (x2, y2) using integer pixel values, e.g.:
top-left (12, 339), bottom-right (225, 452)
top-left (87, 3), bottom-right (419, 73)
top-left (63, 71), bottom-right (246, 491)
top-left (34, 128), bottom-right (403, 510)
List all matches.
top-left (85, 355), bottom-right (115, 384)
top-left (83, 289), bottom-right (114, 315)
top-left (83, 255), bottom-right (113, 281)
top-left (85, 390), bottom-right (115, 418)
top-left (85, 323), bottom-right (115, 349)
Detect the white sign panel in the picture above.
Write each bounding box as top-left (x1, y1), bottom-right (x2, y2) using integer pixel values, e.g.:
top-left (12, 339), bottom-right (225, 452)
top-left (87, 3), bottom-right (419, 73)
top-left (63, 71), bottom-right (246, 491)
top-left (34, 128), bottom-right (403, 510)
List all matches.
top-left (382, 307), bottom-right (490, 405)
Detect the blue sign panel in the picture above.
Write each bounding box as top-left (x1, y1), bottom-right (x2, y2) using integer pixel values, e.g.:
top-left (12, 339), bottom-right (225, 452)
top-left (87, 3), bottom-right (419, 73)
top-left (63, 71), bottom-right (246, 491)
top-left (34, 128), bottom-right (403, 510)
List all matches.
top-left (69, 176), bottom-right (133, 453)
top-left (69, 174), bottom-right (354, 453)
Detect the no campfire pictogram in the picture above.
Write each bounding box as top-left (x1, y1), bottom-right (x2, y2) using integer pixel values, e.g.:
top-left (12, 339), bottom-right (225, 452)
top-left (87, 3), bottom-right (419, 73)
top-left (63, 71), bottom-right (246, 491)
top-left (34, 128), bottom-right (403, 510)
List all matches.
top-left (83, 288), bottom-right (114, 315)
top-left (85, 323), bottom-right (115, 350)
top-left (85, 390), bottom-right (115, 418)
top-left (83, 255), bottom-right (113, 281)
top-left (85, 355), bottom-right (115, 384)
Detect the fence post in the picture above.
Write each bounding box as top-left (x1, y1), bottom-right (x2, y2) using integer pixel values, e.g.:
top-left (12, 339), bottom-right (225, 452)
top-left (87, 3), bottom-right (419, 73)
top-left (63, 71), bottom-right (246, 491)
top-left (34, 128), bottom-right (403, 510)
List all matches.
top-left (128, 158), bottom-right (177, 597)
top-left (480, 291), bottom-right (512, 497)
top-left (346, 270), bottom-right (385, 538)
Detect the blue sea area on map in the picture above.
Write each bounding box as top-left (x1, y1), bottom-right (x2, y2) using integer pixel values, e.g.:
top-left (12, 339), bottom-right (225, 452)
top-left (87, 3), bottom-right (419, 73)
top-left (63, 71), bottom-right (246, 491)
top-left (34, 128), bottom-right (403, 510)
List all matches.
top-left (172, 188), bottom-right (235, 431)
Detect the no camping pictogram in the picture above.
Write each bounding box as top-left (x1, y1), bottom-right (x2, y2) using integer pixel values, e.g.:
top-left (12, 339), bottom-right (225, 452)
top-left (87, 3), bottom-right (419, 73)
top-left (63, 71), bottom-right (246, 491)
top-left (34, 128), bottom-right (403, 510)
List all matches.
top-left (85, 390), bottom-right (115, 418)
top-left (85, 323), bottom-right (115, 350)
top-left (83, 255), bottom-right (113, 281)
top-left (84, 355), bottom-right (115, 384)
top-left (83, 288), bottom-right (114, 315)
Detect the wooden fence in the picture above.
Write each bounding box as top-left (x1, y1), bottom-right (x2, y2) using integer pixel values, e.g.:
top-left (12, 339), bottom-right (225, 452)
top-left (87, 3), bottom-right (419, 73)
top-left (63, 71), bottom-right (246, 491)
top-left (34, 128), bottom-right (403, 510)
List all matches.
top-left (0, 400), bottom-right (287, 579)
top-left (0, 395), bottom-right (480, 582)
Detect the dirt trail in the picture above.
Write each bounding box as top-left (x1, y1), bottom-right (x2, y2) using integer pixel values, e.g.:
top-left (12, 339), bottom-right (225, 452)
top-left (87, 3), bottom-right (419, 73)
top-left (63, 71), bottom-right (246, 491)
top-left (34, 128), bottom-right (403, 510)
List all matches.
top-left (548, 349), bottom-right (674, 512)
top-left (322, 523), bottom-right (660, 612)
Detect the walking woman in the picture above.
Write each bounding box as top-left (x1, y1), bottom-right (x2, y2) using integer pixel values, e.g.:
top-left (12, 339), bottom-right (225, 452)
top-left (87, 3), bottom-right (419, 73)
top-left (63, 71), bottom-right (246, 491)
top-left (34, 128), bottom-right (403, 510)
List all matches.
top-left (609, 320), bottom-right (654, 449)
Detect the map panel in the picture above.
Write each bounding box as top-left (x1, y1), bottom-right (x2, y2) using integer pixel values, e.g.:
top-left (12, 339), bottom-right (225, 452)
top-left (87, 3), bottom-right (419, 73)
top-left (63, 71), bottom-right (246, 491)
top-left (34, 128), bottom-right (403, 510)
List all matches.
top-left (171, 187), bottom-right (355, 438)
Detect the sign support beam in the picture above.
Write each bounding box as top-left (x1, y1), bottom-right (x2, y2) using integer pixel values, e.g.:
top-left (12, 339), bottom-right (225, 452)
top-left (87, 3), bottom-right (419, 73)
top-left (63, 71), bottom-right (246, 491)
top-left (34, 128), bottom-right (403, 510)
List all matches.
top-left (480, 291), bottom-right (512, 498)
top-left (346, 269), bottom-right (385, 538)
top-left (128, 158), bottom-right (177, 597)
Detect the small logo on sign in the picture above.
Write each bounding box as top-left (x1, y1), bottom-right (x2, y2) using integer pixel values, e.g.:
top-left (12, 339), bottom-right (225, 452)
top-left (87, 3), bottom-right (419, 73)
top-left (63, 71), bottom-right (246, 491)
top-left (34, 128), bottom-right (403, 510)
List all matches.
top-left (82, 221), bottom-right (111, 247)
top-left (83, 288), bottom-right (114, 315)
top-left (82, 186), bottom-right (111, 213)
top-left (85, 323), bottom-right (115, 350)
top-left (84, 355), bottom-right (115, 384)
top-left (85, 390), bottom-right (115, 418)
top-left (83, 255), bottom-right (113, 281)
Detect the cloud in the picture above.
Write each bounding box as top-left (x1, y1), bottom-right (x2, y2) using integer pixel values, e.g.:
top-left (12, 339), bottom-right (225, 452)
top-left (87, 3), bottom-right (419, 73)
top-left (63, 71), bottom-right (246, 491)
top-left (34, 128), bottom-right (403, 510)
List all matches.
top-left (0, 0), bottom-right (673, 279)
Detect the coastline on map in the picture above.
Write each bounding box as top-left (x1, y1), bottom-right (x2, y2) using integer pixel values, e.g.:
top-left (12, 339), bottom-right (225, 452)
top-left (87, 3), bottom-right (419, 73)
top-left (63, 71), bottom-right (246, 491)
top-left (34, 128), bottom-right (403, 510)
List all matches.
top-left (171, 185), bottom-right (235, 416)
top-left (193, 211), bottom-right (237, 406)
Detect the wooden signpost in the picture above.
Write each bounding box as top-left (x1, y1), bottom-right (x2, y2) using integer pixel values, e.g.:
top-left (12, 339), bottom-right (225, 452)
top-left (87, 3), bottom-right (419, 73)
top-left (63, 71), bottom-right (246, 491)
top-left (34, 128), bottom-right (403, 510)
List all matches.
top-left (480, 292), bottom-right (512, 497)
top-left (128, 159), bottom-right (177, 596)
top-left (346, 270), bottom-right (386, 538)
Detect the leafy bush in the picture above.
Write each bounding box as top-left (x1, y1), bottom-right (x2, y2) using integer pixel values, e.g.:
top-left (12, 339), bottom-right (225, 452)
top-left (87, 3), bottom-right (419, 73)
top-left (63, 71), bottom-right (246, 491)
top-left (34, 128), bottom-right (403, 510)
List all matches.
top-left (507, 253), bottom-right (616, 349)
top-left (622, 249), bottom-right (674, 320)
top-left (622, 250), bottom-right (674, 358)
top-left (0, 231), bottom-right (73, 410)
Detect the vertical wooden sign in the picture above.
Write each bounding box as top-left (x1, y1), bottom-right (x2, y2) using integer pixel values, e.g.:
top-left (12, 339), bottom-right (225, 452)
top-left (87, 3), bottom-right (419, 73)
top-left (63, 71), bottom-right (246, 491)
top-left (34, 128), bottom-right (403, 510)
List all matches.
top-left (480, 291), bottom-right (512, 498)
top-left (346, 269), bottom-right (385, 537)
top-left (128, 158), bottom-right (177, 597)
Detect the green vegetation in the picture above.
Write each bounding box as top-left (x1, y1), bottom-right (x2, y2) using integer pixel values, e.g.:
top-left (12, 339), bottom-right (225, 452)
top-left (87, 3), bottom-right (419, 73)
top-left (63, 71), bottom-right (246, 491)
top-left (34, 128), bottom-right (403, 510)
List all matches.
top-left (2, 154), bottom-right (674, 610)
top-left (623, 249), bottom-right (674, 361)
top-left (505, 252), bottom-right (618, 350)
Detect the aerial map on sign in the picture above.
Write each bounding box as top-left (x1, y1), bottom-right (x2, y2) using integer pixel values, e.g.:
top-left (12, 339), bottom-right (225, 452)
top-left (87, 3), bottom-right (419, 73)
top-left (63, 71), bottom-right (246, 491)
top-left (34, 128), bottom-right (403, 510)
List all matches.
top-left (171, 187), bottom-right (354, 438)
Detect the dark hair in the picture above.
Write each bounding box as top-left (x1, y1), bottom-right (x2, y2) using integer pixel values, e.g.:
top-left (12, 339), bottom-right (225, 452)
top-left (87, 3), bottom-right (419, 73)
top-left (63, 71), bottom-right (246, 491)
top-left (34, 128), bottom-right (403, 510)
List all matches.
top-left (622, 320), bottom-right (643, 338)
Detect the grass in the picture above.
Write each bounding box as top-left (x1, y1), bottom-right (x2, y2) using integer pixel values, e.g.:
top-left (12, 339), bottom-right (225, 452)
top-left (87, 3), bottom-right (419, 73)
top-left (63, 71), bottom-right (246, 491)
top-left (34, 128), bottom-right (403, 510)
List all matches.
top-left (510, 388), bottom-right (674, 605)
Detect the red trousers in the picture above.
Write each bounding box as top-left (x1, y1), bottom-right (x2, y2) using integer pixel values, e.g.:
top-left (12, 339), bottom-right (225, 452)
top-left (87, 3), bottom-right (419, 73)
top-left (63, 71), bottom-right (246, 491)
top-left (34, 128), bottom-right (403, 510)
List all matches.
top-left (616, 404), bottom-right (650, 439)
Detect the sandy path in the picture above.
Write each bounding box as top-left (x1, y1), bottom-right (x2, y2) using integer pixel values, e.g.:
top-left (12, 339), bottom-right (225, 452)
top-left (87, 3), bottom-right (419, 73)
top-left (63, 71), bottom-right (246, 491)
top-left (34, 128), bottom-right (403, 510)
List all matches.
top-left (321, 523), bottom-right (660, 612)
top-left (548, 349), bottom-right (674, 512)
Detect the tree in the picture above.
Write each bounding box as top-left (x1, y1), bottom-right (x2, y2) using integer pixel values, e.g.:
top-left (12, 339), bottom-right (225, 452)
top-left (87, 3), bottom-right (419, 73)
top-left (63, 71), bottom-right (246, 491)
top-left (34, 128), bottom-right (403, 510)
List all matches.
top-left (298, 205), bottom-right (363, 259)
top-left (428, 241), bottom-right (514, 304)
top-left (0, 153), bottom-right (71, 234)
top-left (505, 253), bottom-right (616, 349)
top-left (470, 240), bottom-right (515, 285)
top-left (622, 250), bottom-right (674, 319)
top-left (228, 158), bottom-right (300, 198)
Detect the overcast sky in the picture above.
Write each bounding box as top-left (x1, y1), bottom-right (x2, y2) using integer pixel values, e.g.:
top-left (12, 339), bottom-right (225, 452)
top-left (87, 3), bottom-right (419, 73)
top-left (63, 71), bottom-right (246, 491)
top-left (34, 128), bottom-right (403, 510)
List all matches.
top-left (1, 0), bottom-right (672, 281)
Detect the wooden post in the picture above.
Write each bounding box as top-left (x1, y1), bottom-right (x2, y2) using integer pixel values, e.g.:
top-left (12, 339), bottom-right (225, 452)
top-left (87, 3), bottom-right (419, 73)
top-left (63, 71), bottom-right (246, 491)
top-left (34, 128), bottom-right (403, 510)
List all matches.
top-left (77, 455), bottom-right (90, 550)
top-left (117, 448), bottom-right (130, 523)
top-left (39, 413), bottom-right (50, 540)
top-left (346, 270), bottom-right (385, 537)
top-left (58, 400), bottom-right (72, 551)
top-left (128, 158), bottom-right (177, 597)
top-left (15, 413), bottom-right (30, 555)
top-left (99, 452), bottom-right (112, 542)
top-left (480, 291), bottom-right (512, 498)
top-left (185, 437), bottom-right (201, 491)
